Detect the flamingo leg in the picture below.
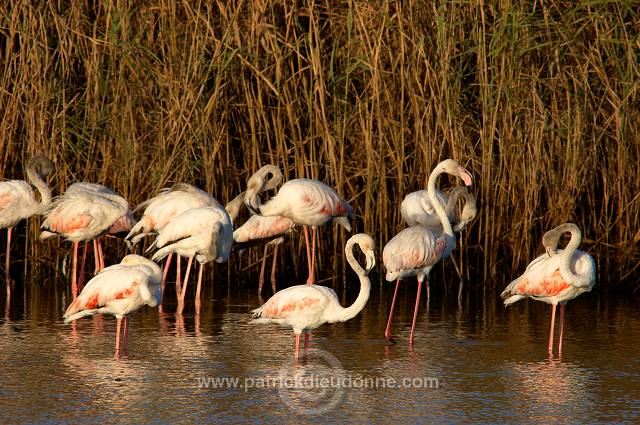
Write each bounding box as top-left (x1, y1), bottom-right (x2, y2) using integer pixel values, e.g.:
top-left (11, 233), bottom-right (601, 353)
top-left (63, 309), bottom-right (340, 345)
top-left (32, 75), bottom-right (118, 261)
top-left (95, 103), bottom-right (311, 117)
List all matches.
top-left (160, 253), bottom-right (173, 309)
top-left (177, 256), bottom-right (194, 315)
top-left (303, 333), bottom-right (310, 359)
top-left (385, 279), bottom-right (400, 341)
top-left (195, 262), bottom-right (204, 314)
top-left (307, 227), bottom-right (317, 285)
top-left (294, 333), bottom-right (301, 362)
top-left (71, 241), bottom-right (79, 299)
top-left (176, 255), bottom-right (182, 297)
top-left (5, 228), bottom-right (11, 295)
top-left (409, 277), bottom-right (424, 346)
top-left (558, 304), bottom-right (565, 354)
top-left (97, 239), bottom-right (105, 270)
top-left (548, 304), bottom-right (557, 354)
top-left (93, 239), bottom-right (100, 273)
top-left (270, 243), bottom-right (279, 293)
top-left (115, 317), bottom-right (122, 352)
top-left (425, 278), bottom-right (430, 307)
top-left (303, 226), bottom-right (312, 281)
top-left (450, 256), bottom-right (464, 303)
top-left (258, 244), bottom-right (268, 294)
top-left (123, 316), bottom-right (129, 350)
top-left (78, 241), bottom-right (89, 291)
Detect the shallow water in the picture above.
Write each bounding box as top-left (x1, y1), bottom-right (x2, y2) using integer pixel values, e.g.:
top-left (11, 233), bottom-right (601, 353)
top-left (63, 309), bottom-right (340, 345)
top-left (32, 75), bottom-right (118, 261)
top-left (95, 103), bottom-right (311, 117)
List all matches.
top-left (1, 272), bottom-right (639, 424)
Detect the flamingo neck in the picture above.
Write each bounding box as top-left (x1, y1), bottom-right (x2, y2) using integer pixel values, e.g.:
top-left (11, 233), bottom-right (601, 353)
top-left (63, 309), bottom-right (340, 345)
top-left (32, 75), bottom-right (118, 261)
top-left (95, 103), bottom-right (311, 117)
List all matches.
top-left (27, 166), bottom-right (52, 209)
top-left (225, 191), bottom-right (245, 223)
top-left (334, 239), bottom-right (371, 322)
top-left (558, 225), bottom-right (590, 287)
top-left (427, 168), bottom-right (454, 238)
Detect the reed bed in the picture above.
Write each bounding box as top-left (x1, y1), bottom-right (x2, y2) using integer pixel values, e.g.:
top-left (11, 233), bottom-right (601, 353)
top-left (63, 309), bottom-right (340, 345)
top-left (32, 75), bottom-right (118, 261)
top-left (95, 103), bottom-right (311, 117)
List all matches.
top-left (1, 0), bottom-right (638, 284)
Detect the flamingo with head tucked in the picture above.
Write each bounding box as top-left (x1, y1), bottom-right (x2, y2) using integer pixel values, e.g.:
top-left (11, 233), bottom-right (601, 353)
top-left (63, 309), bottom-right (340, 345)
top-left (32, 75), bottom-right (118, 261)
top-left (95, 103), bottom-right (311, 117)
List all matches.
top-left (501, 223), bottom-right (596, 355)
top-left (245, 177), bottom-right (353, 285)
top-left (383, 159), bottom-right (473, 345)
top-left (401, 185), bottom-right (477, 299)
top-left (63, 254), bottom-right (162, 353)
top-left (40, 182), bottom-right (134, 297)
top-left (150, 204), bottom-right (233, 314)
top-left (250, 233), bottom-right (375, 361)
top-left (0, 155), bottom-right (54, 294)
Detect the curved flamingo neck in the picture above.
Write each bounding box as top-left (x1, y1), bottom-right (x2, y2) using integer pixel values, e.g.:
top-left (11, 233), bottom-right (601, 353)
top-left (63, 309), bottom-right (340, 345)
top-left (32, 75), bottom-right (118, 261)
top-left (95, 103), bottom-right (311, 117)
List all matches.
top-left (27, 165), bottom-right (52, 209)
top-left (427, 167), bottom-right (454, 238)
top-left (557, 224), bottom-right (590, 287)
top-left (334, 238), bottom-right (371, 322)
top-left (225, 191), bottom-right (246, 223)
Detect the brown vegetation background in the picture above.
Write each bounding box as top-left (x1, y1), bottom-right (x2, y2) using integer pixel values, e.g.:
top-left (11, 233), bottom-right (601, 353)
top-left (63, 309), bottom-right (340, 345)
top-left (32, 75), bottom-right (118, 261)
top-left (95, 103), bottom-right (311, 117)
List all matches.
top-left (1, 1), bottom-right (639, 284)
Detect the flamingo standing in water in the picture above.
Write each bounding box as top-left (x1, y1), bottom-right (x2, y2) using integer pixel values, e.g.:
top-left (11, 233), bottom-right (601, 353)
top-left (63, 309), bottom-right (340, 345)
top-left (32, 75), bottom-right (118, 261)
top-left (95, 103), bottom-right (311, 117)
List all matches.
top-left (40, 182), bottom-right (134, 298)
top-left (63, 254), bottom-right (162, 353)
top-left (150, 205), bottom-right (233, 314)
top-left (0, 155), bottom-right (54, 295)
top-left (250, 233), bottom-right (375, 361)
top-left (232, 165), bottom-right (294, 294)
top-left (245, 178), bottom-right (353, 285)
top-left (401, 186), bottom-right (477, 299)
top-left (383, 159), bottom-right (473, 345)
top-left (501, 223), bottom-right (596, 354)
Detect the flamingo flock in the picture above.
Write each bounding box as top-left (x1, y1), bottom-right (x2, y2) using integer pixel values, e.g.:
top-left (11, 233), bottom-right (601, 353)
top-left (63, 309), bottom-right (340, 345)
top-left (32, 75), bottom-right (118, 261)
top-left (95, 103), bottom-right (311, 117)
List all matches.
top-left (0, 156), bottom-right (596, 359)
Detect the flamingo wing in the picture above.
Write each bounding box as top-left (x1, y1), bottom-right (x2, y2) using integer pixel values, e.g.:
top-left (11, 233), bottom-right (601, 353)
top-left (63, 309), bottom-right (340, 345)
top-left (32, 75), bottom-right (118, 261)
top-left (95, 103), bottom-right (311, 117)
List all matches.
top-left (501, 254), bottom-right (571, 302)
top-left (154, 206), bottom-right (227, 248)
top-left (42, 192), bottom-right (124, 237)
top-left (0, 180), bottom-right (38, 226)
top-left (251, 285), bottom-right (331, 320)
top-left (233, 215), bottom-right (294, 243)
top-left (383, 226), bottom-right (446, 276)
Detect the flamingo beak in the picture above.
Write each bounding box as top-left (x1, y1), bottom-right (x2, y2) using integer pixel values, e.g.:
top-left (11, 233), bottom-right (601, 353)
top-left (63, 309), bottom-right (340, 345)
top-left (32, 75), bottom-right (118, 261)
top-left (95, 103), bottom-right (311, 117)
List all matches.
top-left (335, 216), bottom-right (352, 232)
top-left (457, 166), bottom-right (473, 187)
top-left (365, 251), bottom-right (376, 273)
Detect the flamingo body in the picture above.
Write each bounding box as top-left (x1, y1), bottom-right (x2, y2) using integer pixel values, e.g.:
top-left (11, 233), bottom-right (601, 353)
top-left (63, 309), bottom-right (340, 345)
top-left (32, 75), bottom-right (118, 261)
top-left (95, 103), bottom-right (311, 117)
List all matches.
top-left (401, 186), bottom-right (477, 233)
top-left (233, 215), bottom-right (294, 245)
top-left (0, 181), bottom-right (47, 228)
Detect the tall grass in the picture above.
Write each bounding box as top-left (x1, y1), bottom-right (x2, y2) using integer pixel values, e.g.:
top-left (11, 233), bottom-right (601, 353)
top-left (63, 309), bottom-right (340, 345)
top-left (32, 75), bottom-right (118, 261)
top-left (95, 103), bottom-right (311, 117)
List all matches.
top-left (1, 0), bottom-right (638, 284)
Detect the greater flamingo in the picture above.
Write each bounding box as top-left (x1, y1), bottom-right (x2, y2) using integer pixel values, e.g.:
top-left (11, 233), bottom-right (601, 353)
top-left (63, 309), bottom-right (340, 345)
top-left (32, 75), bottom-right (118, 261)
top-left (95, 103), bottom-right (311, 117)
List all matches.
top-left (501, 223), bottom-right (595, 354)
top-left (245, 178), bottom-right (353, 285)
top-left (383, 159), bottom-right (473, 345)
top-left (232, 164), bottom-right (294, 294)
top-left (40, 182), bottom-right (134, 297)
top-left (63, 254), bottom-right (162, 353)
top-left (150, 205), bottom-right (233, 314)
top-left (250, 233), bottom-right (375, 361)
top-left (0, 155), bottom-right (54, 294)
top-left (401, 185), bottom-right (477, 297)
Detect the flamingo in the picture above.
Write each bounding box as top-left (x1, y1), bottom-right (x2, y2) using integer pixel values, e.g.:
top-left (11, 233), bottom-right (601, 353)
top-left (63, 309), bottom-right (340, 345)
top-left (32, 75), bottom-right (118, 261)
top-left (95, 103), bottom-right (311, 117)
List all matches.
top-left (245, 177), bottom-right (353, 285)
top-left (40, 182), bottom-right (134, 297)
top-left (501, 223), bottom-right (596, 355)
top-left (150, 205), bottom-right (233, 314)
top-left (383, 159), bottom-right (473, 345)
top-left (250, 233), bottom-right (375, 361)
top-left (0, 155), bottom-right (54, 294)
top-left (63, 254), bottom-right (162, 353)
top-left (232, 164), bottom-right (294, 294)
top-left (401, 186), bottom-right (477, 298)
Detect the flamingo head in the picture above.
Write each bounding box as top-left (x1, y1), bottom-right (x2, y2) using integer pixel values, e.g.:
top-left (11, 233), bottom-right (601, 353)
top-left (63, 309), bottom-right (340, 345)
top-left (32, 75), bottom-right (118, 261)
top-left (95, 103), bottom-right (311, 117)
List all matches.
top-left (28, 155), bottom-right (55, 179)
top-left (435, 159), bottom-right (473, 187)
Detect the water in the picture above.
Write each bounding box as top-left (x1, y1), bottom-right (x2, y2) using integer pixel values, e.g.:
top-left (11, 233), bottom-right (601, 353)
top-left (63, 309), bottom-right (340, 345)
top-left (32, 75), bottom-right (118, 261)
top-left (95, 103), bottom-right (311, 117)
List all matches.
top-left (1, 274), bottom-right (638, 424)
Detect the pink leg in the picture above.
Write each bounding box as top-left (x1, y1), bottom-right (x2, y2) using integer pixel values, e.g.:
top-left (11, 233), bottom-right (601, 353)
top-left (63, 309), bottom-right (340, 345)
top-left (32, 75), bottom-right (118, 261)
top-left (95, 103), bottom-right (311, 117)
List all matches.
top-left (258, 245), bottom-right (268, 294)
top-left (97, 239), bottom-right (105, 270)
top-left (303, 333), bottom-right (310, 359)
top-left (177, 256), bottom-right (194, 315)
top-left (306, 227), bottom-right (317, 285)
top-left (548, 304), bottom-right (557, 354)
top-left (161, 253), bottom-right (173, 301)
top-left (270, 243), bottom-right (279, 292)
top-left (93, 240), bottom-right (100, 273)
top-left (123, 316), bottom-right (129, 350)
top-left (303, 226), bottom-right (312, 279)
top-left (425, 279), bottom-right (430, 306)
top-left (195, 262), bottom-right (204, 314)
top-left (385, 279), bottom-right (400, 341)
top-left (558, 304), bottom-right (565, 354)
top-left (71, 241), bottom-right (79, 299)
top-left (176, 255), bottom-right (182, 296)
top-left (409, 277), bottom-right (424, 346)
top-left (5, 228), bottom-right (11, 296)
top-left (115, 317), bottom-right (122, 352)
top-left (294, 334), bottom-right (301, 362)
top-left (78, 241), bottom-right (89, 291)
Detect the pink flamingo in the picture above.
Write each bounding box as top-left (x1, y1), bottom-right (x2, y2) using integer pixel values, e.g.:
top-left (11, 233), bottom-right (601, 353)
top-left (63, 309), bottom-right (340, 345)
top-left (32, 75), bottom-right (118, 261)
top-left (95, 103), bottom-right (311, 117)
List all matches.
top-left (40, 182), bottom-right (134, 298)
top-left (400, 186), bottom-right (477, 299)
top-left (0, 155), bottom-right (54, 296)
top-left (150, 205), bottom-right (233, 314)
top-left (501, 223), bottom-right (595, 354)
top-left (383, 159), bottom-right (473, 345)
top-left (245, 178), bottom-right (353, 285)
top-left (232, 164), bottom-right (294, 294)
top-left (250, 233), bottom-right (375, 361)
top-left (63, 254), bottom-right (162, 353)
top-left (126, 183), bottom-right (221, 298)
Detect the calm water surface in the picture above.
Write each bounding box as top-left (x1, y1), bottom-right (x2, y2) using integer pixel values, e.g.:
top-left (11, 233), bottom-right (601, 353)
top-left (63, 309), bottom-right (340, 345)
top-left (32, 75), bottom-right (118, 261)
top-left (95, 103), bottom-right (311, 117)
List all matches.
top-left (1, 273), bottom-right (638, 424)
